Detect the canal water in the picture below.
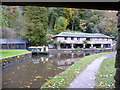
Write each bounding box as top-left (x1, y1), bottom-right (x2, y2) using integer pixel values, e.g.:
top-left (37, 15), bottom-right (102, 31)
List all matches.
top-left (2, 52), bottom-right (93, 88)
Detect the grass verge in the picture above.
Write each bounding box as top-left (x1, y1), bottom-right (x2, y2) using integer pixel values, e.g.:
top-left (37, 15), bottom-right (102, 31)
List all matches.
top-left (0, 49), bottom-right (30, 59)
top-left (96, 58), bottom-right (115, 88)
top-left (41, 52), bottom-right (113, 88)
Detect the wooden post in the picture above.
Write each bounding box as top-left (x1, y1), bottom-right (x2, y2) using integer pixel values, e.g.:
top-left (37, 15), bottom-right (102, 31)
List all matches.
top-left (114, 11), bottom-right (120, 88)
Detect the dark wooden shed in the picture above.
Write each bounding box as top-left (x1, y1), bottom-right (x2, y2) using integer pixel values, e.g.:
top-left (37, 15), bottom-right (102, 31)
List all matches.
top-left (0, 38), bottom-right (29, 49)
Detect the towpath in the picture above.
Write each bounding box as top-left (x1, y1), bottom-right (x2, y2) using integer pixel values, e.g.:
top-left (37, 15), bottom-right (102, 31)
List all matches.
top-left (67, 53), bottom-right (116, 88)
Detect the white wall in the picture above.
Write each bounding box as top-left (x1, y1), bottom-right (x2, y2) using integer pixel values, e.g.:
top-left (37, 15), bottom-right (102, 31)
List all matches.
top-left (53, 37), bottom-right (113, 45)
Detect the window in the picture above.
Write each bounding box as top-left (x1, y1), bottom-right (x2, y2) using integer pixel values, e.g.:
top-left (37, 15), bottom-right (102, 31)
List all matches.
top-left (71, 37), bottom-right (74, 40)
top-left (77, 37), bottom-right (79, 40)
top-left (86, 38), bottom-right (90, 41)
top-left (65, 37), bottom-right (67, 40)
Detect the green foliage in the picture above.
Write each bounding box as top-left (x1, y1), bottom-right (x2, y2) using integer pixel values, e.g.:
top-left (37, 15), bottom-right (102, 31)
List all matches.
top-left (63, 8), bottom-right (73, 23)
top-left (96, 11), bottom-right (118, 38)
top-left (24, 6), bottom-right (48, 45)
top-left (54, 16), bottom-right (69, 33)
top-left (111, 26), bottom-right (118, 39)
top-left (83, 40), bottom-right (88, 44)
top-left (1, 6), bottom-right (17, 27)
top-left (48, 8), bottom-right (58, 29)
top-left (75, 47), bottom-right (81, 50)
top-left (1, 6), bottom-right (26, 38)
top-left (47, 8), bottom-right (117, 38)
top-left (1, 6), bottom-right (117, 44)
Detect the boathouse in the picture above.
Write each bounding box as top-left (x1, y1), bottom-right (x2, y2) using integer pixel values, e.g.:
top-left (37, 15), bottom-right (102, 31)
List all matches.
top-left (0, 38), bottom-right (29, 49)
top-left (52, 32), bottom-right (115, 49)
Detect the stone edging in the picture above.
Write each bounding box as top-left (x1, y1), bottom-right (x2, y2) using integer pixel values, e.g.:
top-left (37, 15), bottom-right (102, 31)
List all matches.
top-left (0, 52), bottom-right (32, 69)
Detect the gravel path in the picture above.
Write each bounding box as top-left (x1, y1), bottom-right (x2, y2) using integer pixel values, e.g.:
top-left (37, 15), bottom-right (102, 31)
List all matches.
top-left (67, 53), bottom-right (116, 88)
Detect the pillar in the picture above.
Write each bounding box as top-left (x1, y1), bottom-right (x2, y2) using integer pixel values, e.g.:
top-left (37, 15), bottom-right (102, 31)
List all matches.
top-left (91, 44), bottom-right (93, 48)
top-left (71, 53), bottom-right (74, 58)
top-left (71, 44), bottom-right (74, 49)
top-left (114, 11), bottom-right (120, 88)
top-left (101, 44), bottom-right (103, 48)
top-left (57, 44), bottom-right (60, 49)
top-left (83, 44), bottom-right (85, 48)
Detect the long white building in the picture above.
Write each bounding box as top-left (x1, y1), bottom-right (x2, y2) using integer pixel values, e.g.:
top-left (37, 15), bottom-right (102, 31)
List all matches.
top-left (52, 32), bottom-right (115, 49)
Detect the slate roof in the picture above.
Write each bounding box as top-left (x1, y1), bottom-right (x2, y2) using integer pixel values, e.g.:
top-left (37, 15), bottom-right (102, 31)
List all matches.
top-left (53, 32), bottom-right (113, 39)
top-left (0, 38), bottom-right (29, 44)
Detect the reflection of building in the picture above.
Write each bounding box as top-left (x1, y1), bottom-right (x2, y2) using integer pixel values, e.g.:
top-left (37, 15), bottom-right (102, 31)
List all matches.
top-left (53, 32), bottom-right (114, 49)
top-left (0, 39), bottom-right (29, 49)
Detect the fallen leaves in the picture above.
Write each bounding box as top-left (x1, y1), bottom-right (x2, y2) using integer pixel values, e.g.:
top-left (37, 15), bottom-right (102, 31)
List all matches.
top-left (29, 82), bottom-right (32, 85)
top-left (35, 76), bottom-right (43, 79)
top-left (45, 78), bottom-right (49, 81)
top-left (25, 85), bottom-right (30, 88)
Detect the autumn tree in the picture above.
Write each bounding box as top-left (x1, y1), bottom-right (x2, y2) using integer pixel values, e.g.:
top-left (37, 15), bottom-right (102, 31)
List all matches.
top-left (54, 16), bottom-right (69, 33)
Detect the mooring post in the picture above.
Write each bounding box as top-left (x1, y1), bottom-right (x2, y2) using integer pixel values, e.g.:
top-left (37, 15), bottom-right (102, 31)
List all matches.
top-left (114, 11), bottom-right (120, 88)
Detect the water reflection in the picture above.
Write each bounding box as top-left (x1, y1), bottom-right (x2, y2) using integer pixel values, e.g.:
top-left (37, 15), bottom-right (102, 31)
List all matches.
top-left (2, 52), bottom-right (93, 88)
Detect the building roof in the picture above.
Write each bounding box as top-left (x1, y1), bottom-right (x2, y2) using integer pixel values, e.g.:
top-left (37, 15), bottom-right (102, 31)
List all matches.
top-left (53, 32), bottom-right (114, 39)
top-left (0, 38), bottom-right (29, 44)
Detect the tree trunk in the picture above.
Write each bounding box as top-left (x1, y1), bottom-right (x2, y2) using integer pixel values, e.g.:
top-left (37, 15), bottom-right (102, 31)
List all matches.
top-left (114, 11), bottom-right (120, 88)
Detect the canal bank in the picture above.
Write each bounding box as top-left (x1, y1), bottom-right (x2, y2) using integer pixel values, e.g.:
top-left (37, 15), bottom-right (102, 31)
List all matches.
top-left (2, 51), bottom-right (96, 88)
top-left (0, 52), bottom-right (32, 69)
top-left (49, 49), bottom-right (114, 54)
top-left (41, 52), bottom-right (114, 88)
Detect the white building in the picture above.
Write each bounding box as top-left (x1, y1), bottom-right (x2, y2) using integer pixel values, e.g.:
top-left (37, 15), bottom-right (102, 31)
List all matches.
top-left (52, 32), bottom-right (115, 49)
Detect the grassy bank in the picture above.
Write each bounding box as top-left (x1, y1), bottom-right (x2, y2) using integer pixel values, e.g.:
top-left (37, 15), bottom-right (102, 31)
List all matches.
top-left (96, 58), bottom-right (115, 88)
top-left (41, 52), bottom-right (113, 88)
top-left (0, 49), bottom-right (30, 59)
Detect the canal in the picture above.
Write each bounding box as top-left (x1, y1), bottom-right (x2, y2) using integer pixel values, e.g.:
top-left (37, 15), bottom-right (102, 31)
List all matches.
top-left (2, 52), bottom-right (94, 88)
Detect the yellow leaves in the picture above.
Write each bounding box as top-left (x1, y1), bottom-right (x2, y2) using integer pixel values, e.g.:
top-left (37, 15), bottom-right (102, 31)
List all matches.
top-left (45, 78), bottom-right (49, 81)
top-left (65, 18), bottom-right (68, 23)
top-left (54, 28), bottom-right (60, 31)
top-left (34, 75), bottom-right (43, 82)
top-left (26, 85), bottom-right (30, 88)
top-left (98, 81), bottom-right (115, 88)
top-left (47, 68), bottom-right (51, 70)
top-left (29, 82), bottom-right (32, 85)
top-left (46, 34), bottom-right (53, 39)
top-left (35, 76), bottom-right (43, 79)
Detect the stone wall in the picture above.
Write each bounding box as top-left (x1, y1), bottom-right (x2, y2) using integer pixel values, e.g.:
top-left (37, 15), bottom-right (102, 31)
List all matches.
top-left (49, 49), bottom-right (113, 54)
top-left (0, 52), bottom-right (32, 69)
top-left (114, 11), bottom-right (120, 88)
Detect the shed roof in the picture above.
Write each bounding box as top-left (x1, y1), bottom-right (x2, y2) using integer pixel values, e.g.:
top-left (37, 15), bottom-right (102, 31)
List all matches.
top-left (53, 32), bottom-right (113, 39)
top-left (0, 38), bottom-right (29, 44)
